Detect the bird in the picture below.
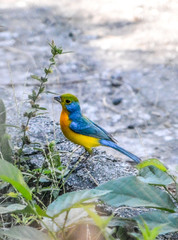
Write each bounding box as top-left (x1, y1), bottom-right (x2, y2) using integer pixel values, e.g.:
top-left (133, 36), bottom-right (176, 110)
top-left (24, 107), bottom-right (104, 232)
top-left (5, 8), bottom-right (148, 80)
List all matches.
top-left (54, 93), bottom-right (141, 163)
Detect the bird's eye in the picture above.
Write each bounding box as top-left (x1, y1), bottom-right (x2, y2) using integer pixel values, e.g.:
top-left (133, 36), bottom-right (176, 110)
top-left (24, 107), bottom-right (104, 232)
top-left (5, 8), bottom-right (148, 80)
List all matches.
top-left (66, 99), bottom-right (71, 104)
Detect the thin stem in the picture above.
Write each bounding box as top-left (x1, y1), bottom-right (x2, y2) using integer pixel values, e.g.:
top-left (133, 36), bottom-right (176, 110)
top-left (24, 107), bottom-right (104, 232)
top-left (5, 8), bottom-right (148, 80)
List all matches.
top-left (62, 210), bottom-right (69, 239)
top-left (58, 152), bottom-right (86, 190)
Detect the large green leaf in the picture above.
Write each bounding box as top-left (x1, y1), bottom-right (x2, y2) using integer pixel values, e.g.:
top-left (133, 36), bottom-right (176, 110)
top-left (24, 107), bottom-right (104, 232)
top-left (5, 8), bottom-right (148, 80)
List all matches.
top-left (1, 133), bottom-right (13, 163)
top-left (0, 204), bottom-right (26, 214)
top-left (0, 158), bottom-right (32, 200)
top-left (138, 166), bottom-right (174, 186)
top-left (136, 159), bottom-right (167, 172)
top-left (134, 211), bottom-right (178, 234)
top-left (0, 226), bottom-right (50, 240)
top-left (46, 189), bottom-right (110, 217)
top-left (12, 204), bottom-right (49, 217)
top-left (97, 176), bottom-right (176, 212)
top-left (0, 99), bottom-right (6, 124)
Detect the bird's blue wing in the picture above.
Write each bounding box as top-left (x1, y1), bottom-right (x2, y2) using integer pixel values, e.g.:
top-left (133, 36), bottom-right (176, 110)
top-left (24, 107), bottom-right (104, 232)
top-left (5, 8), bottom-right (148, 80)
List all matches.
top-left (70, 115), bottom-right (113, 141)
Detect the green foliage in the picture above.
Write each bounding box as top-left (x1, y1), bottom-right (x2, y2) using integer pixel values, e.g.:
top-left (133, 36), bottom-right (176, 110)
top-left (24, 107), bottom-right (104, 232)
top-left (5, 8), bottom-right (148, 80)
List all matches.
top-left (97, 175), bottom-right (176, 212)
top-left (0, 226), bottom-right (50, 240)
top-left (1, 133), bottom-right (13, 162)
top-left (0, 99), bottom-right (6, 123)
top-left (138, 165), bottom-right (174, 186)
top-left (0, 158), bottom-right (32, 200)
top-left (136, 158), bottom-right (167, 172)
top-left (0, 99), bottom-right (13, 162)
top-left (0, 147), bottom-right (178, 239)
top-left (134, 211), bottom-right (178, 235)
top-left (0, 204), bottom-right (26, 214)
top-left (16, 41), bottom-right (64, 164)
top-left (47, 188), bottom-right (110, 217)
top-left (83, 206), bottom-right (113, 240)
top-left (131, 221), bottom-right (161, 240)
top-left (0, 99), bottom-right (6, 142)
top-left (96, 159), bottom-right (178, 238)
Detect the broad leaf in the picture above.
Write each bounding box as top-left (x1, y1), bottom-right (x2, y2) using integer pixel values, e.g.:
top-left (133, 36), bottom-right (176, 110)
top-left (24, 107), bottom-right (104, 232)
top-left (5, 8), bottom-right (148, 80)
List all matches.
top-left (109, 217), bottom-right (136, 228)
top-left (136, 159), bottom-right (167, 172)
top-left (97, 176), bottom-right (176, 212)
top-left (12, 204), bottom-right (49, 217)
top-left (0, 226), bottom-right (50, 240)
top-left (134, 211), bottom-right (178, 234)
top-left (0, 204), bottom-right (26, 214)
top-left (0, 158), bottom-right (32, 200)
top-left (138, 166), bottom-right (174, 186)
top-left (46, 189), bottom-right (110, 217)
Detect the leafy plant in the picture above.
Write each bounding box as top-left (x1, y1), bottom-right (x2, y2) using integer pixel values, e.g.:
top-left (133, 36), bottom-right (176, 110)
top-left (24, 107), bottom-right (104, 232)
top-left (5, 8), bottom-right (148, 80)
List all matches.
top-left (98, 158), bottom-right (177, 238)
top-left (0, 99), bottom-right (13, 162)
top-left (0, 157), bottom-right (177, 240)
top-left (16, 41), bottom-right (64, 165)
top-left (0, 158), bottom-right (111, 239)
top-left (131, 220), bottom-right (161, 240)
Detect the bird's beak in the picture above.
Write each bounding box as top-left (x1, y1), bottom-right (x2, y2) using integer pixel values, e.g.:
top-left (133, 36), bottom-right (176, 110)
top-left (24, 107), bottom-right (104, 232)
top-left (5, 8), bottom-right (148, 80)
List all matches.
top-left (54, 96), bottom-right (61, 103)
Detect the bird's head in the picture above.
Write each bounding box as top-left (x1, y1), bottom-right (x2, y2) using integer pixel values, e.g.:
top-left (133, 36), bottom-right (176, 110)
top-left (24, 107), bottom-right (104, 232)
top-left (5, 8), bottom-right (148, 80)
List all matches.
top-left (54, 93), bottom-right (80, 113)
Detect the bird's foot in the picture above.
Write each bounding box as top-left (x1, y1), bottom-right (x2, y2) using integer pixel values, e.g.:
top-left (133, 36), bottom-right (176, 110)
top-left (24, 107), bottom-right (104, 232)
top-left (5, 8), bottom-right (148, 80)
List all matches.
top-left (71, 150), bottom-right (91, 171)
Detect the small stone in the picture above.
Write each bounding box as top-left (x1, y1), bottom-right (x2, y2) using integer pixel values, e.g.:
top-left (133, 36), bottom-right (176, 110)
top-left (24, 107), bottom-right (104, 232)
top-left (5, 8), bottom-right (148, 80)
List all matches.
top-left (69, 32), bottom-right (74, 37)
top-left (111, 79), bottom-right (122, 87)
top-left (127, 125), bottom-right (135, 129)
top-left (112, 98), bottom-right (123, 105)
top-left (164, 121), bottom-right (171, 128)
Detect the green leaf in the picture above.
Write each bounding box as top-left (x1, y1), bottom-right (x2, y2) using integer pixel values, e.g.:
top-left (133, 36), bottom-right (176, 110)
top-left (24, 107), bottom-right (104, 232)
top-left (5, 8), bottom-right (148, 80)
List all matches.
top-left (97, 176), bottom-right (176, 212)
top-left (149, 226), bottom-right (162, 239)
top-left (45, 91), bottom-right (59, 95)
top-left (136, 159), bottom-right (167, 172)
top-left (109, 217), bottom-right (136, 228)
top-left (37, 107), bottom-right (47, 111)
top-left (5, 192), bottom-right (19, 198)
top-left (46, 189), bottom-right (110, 217)
top-left (137, 221), bottom-right (161, 240)
top-left (1, 124), bottom-right (21, 129)
top-left (0, 226), bottom-right (50, 240)
top-left (34, 204), bottom-right (49, 217)
top-left (0, 158), bottom-right (32, 200)
top-left (138, 166), bottom-right (174, 186)
top-left (13, 204), bottom-right (48, 217)
top-left (84, 206), bottom-right (112, 230)
top-left (134, 211), bottom-right (178, 234)
top-left (1, 133), bottom-right (13, 163)
top-left (0, 99), bottom-right (6, 142)
top-left (0, 204), bottom-right (26, 214)
top-left (0, 99), bottom-right (6, 124)
top-left (44, 68), bottom-right (53, 75)
top-left (31, 75), bottom-right (41, 81)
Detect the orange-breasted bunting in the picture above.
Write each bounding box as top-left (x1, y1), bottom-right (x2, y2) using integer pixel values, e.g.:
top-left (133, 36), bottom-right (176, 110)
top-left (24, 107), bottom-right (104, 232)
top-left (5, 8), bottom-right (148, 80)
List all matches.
top-left (54, 93), bottom-right (141, 163)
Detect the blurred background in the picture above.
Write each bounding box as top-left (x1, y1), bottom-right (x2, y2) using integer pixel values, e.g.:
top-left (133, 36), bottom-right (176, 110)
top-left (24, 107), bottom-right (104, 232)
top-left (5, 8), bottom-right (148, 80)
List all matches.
top-left (0, 0), bottom-right (178, 173)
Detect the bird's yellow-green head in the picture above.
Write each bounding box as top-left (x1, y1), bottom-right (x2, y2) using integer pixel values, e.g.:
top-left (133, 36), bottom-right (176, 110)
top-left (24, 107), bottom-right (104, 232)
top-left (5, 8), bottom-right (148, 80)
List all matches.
top-left (54, 93), bottom-right (80, 113)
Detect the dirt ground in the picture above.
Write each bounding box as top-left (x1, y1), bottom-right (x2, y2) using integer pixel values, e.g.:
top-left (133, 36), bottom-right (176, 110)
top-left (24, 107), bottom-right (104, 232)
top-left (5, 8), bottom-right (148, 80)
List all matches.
top-left (0, 0), bottom-right (178, 175)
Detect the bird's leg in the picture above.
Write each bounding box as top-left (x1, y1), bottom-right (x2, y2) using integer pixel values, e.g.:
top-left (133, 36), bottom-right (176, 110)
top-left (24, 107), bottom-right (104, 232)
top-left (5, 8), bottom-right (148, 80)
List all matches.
top-left (72, 149), bottom-right (92, 171)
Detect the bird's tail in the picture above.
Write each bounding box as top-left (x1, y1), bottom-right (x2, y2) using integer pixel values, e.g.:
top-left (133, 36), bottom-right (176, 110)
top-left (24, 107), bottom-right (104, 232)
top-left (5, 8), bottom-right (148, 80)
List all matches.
top-left (100, 139), bottom-right (141, 163)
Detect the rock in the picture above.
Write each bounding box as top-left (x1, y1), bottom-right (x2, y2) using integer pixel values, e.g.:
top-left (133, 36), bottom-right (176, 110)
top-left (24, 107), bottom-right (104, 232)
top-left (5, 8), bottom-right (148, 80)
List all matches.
top-left (111, 79), bottom-right (122, 87)
top-left (112, 97), bottom-right (123, 105)
top-left (127, 124), bottom-right (135, 129)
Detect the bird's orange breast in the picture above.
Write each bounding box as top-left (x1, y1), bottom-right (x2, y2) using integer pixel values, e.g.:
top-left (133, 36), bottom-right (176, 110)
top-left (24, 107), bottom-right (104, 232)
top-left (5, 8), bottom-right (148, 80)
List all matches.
top-left (60, 109), bottom-right (100, 151)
